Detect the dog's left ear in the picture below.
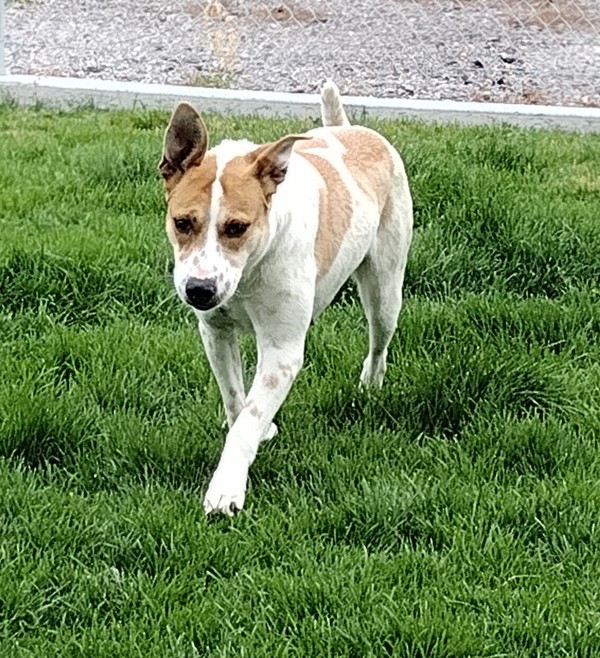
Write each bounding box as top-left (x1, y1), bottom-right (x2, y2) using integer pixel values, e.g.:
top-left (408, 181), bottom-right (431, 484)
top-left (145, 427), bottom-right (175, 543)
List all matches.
top-left (159, 102), bottom-right (209, 189)
top-left (252, 135), bottom-right (309, 197)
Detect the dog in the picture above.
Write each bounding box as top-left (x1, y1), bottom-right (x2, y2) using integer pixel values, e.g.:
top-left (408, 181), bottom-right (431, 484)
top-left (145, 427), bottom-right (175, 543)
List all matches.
top-left (159, 82), bottom-right (413, 514)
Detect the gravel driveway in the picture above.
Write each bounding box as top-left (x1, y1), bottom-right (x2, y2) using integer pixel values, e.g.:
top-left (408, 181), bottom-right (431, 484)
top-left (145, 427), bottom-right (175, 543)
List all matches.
top-left (4, 0), bottom-right (600, 106)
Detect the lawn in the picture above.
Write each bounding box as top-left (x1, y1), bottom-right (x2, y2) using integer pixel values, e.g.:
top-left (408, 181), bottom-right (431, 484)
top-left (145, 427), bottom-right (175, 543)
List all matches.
top-left (0, 102), bottom-right (599, 657)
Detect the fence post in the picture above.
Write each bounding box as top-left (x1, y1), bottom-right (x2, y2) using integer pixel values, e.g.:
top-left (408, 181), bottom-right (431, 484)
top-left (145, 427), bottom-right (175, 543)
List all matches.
top-left (0, 0), bottom-right (5, 75)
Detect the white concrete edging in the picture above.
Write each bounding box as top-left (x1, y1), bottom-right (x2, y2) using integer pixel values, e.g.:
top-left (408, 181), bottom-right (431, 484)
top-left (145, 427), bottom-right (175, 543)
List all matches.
top-left (0, 0), bottom-right (5, 76)
top-left (1, 74), bottom-right (599, 132)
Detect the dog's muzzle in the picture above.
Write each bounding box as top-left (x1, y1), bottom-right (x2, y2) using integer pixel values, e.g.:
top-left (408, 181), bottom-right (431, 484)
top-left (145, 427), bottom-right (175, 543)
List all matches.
top-left (185, 277), bottom-right (219, 311)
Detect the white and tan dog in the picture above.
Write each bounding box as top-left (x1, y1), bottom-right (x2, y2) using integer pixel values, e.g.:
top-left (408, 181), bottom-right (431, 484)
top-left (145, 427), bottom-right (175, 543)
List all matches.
top-left (159, 82), bottom-right (413, 514)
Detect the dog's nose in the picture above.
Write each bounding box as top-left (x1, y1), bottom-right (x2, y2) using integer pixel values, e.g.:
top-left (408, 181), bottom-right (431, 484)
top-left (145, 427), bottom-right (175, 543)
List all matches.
top-left (185, 277), bottom-right (218, 310)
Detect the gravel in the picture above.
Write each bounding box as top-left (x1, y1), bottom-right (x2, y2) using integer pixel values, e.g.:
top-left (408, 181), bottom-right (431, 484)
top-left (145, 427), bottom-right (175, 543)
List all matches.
top-left (4, 0), bottom-right (600, 106)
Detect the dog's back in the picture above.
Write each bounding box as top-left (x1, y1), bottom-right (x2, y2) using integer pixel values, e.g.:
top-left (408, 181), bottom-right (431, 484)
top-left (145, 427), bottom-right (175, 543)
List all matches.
top-left (273, 83), bottom-right (411, 315)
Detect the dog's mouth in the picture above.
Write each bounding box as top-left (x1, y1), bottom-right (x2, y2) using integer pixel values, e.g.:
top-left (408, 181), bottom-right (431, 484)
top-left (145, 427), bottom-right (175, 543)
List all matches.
top-left (187, 296), bottom-right (221, 312)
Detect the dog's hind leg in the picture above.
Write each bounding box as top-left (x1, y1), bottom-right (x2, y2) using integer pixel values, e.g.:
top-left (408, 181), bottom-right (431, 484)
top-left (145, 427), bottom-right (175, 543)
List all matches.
top-left (355, 257), bottom-right (404, 388)
top-left (355, 179), bottom-right (412, 388)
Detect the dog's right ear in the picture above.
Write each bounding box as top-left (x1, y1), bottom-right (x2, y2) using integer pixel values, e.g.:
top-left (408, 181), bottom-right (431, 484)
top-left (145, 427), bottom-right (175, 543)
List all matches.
top-left (159, 103), bottom-right (208, 188)
top-left (251, 134), bottom-right (309, 199)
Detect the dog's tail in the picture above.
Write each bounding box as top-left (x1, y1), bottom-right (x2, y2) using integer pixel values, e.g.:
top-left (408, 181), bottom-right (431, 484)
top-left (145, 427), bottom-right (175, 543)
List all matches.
top-left (320, 80), bottom-right (350, 127)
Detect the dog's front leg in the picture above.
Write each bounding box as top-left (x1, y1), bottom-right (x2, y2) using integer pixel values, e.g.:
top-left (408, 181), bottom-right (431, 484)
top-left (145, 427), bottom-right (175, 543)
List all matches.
top-left (198, 319), bottom-right (245, 429)
top-left (203, 333), bottom-right (306, 516)
top-left (199, 318), bottom-right (279, 440)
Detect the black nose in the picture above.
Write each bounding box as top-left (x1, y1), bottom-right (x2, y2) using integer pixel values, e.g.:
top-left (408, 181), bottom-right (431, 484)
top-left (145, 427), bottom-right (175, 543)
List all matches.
top-left (185, 277), bottom-right (218, 310)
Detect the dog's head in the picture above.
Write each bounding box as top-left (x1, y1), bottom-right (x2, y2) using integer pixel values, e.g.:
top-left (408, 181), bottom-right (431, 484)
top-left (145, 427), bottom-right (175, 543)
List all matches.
top-left (159, 103), bottom-right (307, 312)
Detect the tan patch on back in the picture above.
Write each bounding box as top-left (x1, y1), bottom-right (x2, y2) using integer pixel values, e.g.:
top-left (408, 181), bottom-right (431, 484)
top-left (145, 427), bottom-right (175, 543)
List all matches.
top-left (296, 144), bottom-right (353, 277)
top-left (295, 137), bottom-right (328, 152)
top-left (334, 128), bottom-right (393, 210)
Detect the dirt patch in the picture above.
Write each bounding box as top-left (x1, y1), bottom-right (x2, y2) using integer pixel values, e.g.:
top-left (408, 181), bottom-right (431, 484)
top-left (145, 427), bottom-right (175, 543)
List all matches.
top-left (6, 0), bottom-right (599, 106)
top-left (506, 0), bottom-right (600, 33)
top-left (255, 2), bottom-right (330, 25)
top-left (450, 0), bottom-right (599, 33)
top-left (187, 0), bottom-right (330, 25)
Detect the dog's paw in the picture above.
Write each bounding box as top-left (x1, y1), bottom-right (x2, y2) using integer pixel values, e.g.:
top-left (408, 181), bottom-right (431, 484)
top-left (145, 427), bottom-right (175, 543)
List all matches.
top-left (263, 422), bottom-right (278, 441)
top-left (359, 356), bottom-right (386, 389)
top-left (203, 462), bottom-right (248, 516)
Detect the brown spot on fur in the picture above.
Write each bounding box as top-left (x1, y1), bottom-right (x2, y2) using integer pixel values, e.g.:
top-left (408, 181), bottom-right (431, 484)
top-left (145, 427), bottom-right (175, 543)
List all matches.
top-left (296, 143), bottom-right (352, 277)
top-left (217, 153), bottom-right (271, 256)
top-left (215, 136), bottom-right (307, 258)
top-left (334, 127), bottom-right (393, 211)
top-left (220, 154), bottom-right (269, 214)
top-left (263, 374), bottom-right (279, 390)
top-left (248, 403), bottom-right (262, 418)
top-left (166, 153), bottom-right (217, 255)
top-left (251, 135), bottom-right (309, 197)
top-left (278, 362), bottom-right (293, 378)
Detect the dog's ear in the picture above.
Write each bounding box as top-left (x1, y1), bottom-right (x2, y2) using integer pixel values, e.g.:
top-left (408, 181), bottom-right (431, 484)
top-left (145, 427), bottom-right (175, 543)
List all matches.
top-left (251, 135), bottom-right (309, 197)
top-left (159, 103), bottom-right (208, 188)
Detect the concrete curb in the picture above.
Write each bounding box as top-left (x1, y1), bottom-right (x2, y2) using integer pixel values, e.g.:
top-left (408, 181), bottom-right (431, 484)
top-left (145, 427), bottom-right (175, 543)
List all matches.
top-left (1, 74), bottom-right (599, 132)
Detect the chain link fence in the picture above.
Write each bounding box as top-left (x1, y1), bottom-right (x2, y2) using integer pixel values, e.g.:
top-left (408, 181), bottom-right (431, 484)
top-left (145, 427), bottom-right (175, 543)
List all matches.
top-left (3, 0), bottom-right (599, 107)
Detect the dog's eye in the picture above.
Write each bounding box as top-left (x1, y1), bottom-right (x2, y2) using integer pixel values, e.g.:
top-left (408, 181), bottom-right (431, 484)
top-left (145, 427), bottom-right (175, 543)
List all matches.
top-left (224, 221), bottom-right (249, 238)
top-left (174, 217), bottom-right (194, 234)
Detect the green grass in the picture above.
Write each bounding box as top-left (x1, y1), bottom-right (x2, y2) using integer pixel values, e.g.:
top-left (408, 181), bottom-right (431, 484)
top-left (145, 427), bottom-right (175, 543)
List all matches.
top-left (0, 103), bottom-right (599, 657)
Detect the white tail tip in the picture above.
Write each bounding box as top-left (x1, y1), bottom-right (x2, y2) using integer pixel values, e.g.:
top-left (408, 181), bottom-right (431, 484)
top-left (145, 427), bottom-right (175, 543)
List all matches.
top-left (320, 80), bottom-right (351, 127)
